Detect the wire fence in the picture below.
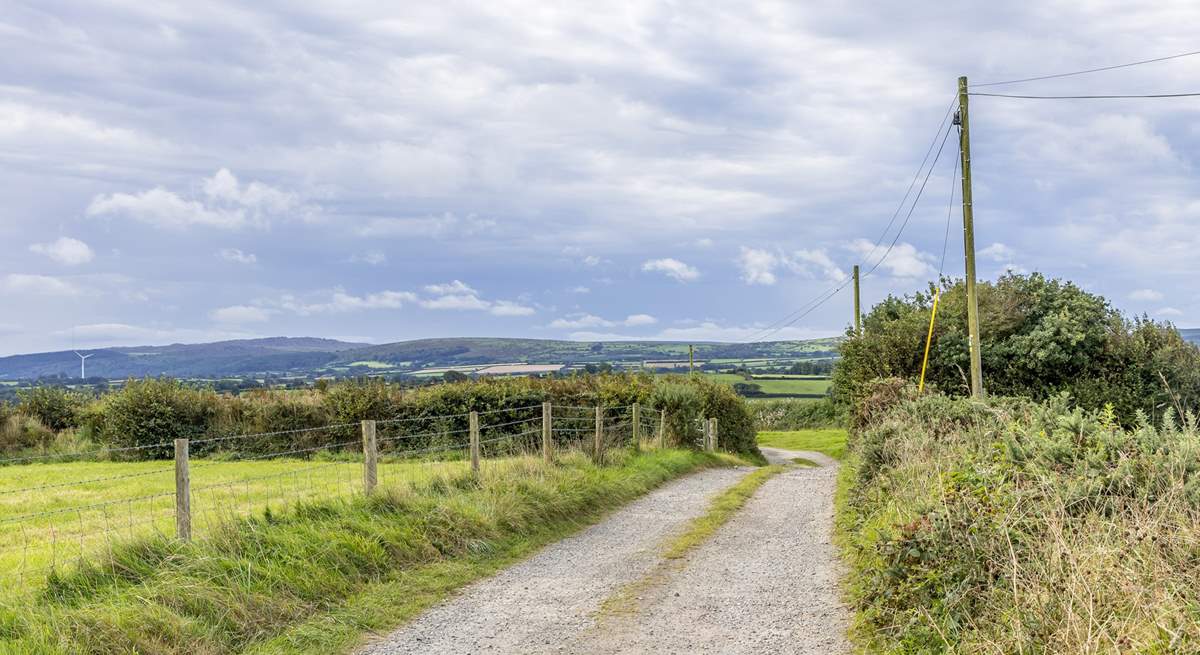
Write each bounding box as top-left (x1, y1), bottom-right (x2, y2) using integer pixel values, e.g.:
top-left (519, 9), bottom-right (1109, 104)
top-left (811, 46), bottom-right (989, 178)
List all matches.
top-left (0, 402), bottom-right (713, 595)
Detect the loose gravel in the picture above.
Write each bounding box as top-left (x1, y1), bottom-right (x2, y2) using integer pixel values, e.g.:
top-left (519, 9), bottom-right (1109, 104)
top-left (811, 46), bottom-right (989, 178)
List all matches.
top-left (357, 466), bottom-right (753, 655)
top-left (359, 449), bottom-right (849, 654)
top-left (575, 448), bottom-right (850, 654)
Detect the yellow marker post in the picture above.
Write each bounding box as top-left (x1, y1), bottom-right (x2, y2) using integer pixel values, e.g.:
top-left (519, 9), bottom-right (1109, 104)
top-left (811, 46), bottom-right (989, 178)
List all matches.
top-left (918, 290), bottom-right (940, 393)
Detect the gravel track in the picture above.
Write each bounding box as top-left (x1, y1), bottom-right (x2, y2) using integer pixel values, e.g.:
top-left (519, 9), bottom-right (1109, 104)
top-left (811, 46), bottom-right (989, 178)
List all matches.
top-left (357, 466), bottom-right (753, 654)
top-left (575, 448), bottom-right (850, 654)
top-left (359, 449), bottom-right (849, 654)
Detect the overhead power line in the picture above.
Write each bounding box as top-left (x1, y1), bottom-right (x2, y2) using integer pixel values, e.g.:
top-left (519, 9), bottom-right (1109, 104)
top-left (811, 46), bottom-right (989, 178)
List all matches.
top-left (742, 97), bottom-right (959, 344)
top-left (971, 91), bottom-right (1200, 100)
top-left (974, 49), bottom-right (1200, 87)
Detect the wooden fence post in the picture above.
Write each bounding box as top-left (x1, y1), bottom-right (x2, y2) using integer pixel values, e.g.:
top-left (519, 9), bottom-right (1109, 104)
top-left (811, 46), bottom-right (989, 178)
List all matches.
top-left (174, 438), bottom-right (191, 542)
top-left (659, 409), bottom-right (666, 448)
top-left (469, 411), bottom-right (480, 475)
top-left (362, 419), bottom-right (378, 495)
top-left (703, 418), bottom-right (712, 452)
top-left (710, 417), bottom-right (719, 452)
top-left (632, 402), bottom-right (641, 451)
top-left (594, 405), bottom-right (603, 463)
top-left (542, 401), bottom-right (552, 464)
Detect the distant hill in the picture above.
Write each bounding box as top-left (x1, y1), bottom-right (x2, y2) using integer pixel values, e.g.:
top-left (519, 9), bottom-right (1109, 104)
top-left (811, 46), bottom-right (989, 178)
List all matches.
top-left (0, 336), bottom-right (839, 381)
top-left (335, 337), bottom-right (839, 369)
top-left (0, 337), bottom-right (367, 380)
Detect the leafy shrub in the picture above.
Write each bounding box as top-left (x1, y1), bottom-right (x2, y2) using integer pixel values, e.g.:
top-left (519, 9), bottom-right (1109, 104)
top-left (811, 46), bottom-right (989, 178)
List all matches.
top-left (16, 386), bottom-right (87, 431)
top-left (833, 272), bottom-right (1200, 421)
top-left (752, 397), bottom-right (845, 430)
top-left (72, 373), bottom-right (760, 460)
top-left (88, 378), bottom-right (222, 459)
top-left (840, 388), bottom-right (1200, 652)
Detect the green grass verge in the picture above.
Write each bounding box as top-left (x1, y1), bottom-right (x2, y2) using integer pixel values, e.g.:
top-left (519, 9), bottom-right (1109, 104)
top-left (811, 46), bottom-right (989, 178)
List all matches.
top-left (662, 464), bottom-right (783, 560)
top-left (0, 448), bottom-right (734, 654)
top-left (756, 428), bottom-right (848, 460)
top-left (599, 463), bottom-right (783, 619)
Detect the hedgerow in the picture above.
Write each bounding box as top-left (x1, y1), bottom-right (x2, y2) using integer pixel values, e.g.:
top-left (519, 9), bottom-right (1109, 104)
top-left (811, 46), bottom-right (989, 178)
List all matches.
top-left (839, 379), bottom-right (1200, 652)
top-left (16, 374), bottom-right (759, 460)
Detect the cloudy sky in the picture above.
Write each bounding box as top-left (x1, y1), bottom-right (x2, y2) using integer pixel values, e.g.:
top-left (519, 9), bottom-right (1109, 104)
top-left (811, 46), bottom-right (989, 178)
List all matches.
top-left (3, 1), bottom-right (1199, 355)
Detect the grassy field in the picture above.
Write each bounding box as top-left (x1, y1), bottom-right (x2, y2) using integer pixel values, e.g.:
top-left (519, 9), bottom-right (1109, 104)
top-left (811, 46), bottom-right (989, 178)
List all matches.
top-left (705, 373), bottom-right (831, 397)
top-left (0, 454), bottom-right (481, 601)
top-left (1, 448), bottom-right (736, 654)
top-left (756, 428), bottom-right (847, 460)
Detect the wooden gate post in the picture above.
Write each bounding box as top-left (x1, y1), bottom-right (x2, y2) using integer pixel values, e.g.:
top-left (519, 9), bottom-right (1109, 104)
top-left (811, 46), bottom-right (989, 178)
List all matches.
top-left (632, 403), bottom-right (641, 451)
top-left (362, 420), bottom-right (378, 494)
top-left (594, 405), bottom-right (603, 463)
top-left (659, 409), bottom-right (666, 448)
top-left (174, 438), bottom-right (191, 542)
top-left (469, 411), bottom-right (480, 475)
top-left (542, 402), bottom-right (553, 464)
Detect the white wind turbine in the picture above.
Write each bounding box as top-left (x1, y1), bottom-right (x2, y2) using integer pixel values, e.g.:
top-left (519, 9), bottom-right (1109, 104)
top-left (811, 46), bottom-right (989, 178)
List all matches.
top-left (74, 351), bottom-right (93, 379)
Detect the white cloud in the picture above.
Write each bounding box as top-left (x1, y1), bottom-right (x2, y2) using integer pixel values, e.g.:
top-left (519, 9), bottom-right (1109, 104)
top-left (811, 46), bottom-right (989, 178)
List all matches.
top-left (1157, 307), bottom-right (1183, 317)
top-left (550, 313), bottom-right (614, 329)
top-left (490, 300), bottom-right (536, 316)
top-left (29, 237), bottom-right (94, 266)
top-left (694, 238), bottom-right (715, 249)
top-left (624, 313), bottom-right (658, 326)
top-left (0, 273), bottom-right (79, 296)
top-left (736, 246), bottom-right (846, 286)
top-left (279, 289), bottom-right (417, 315)
top-left (1129, 288), bottom-right (1164, 302)
top-left (642, 258), bottom-right (700, 282)
top-left (217, 248), bottom-right (257, 264)
top-left (980, 243), bottom-right (1016, 262)
top-left (847, 239), bottom-right (933, 279)
top-left (424, 280), bottom-right (476, 295)
top-left (549, 312), bottom-right (657, 329)
top-left (210, 305), bottom-right (272, 324)
top-left (86, 169), bottom-right (304, 230)
top-left (583, 255), bottom-right (602, 267)
top-left (737, 247), bottom-right (779, 285)
top-left (421, 293), bottom-right (491, 311)
top-left (570, 286), bottom-right (591, 294)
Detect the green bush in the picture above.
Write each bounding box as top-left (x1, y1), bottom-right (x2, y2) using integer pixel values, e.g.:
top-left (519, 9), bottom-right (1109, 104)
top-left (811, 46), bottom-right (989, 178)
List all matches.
top-left (16, 386), bottom-right (87, 431)
top-left (71, 373), bottom-right (761, 460)
top-left (833, 272), bottom-right (1200, 421)
top-left (839, 382), bottom-right (1200, 652)
top-left (88, 378), bottom-right (222, 459)
top-left (752, 397), bottom-right (845, 430)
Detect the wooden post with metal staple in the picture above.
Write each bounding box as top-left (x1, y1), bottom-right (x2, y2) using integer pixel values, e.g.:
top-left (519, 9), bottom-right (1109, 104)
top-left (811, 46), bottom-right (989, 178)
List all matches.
top-left (659, 409), bottom-right (666, 448)
top-left (542, 402), bottom-right (552, 464)
top-left (174, 438), bottom-right (191, 542)
top-left (469, 411), bottom-right (480, 475)
top-left (361, 419), bottom-right (378, 494)
top-left (594, 405), bottom-right (603, 463)
top-left (710, 418), bottom-right (718, 452)
top-left (632, 402), bottom-right (641, 451)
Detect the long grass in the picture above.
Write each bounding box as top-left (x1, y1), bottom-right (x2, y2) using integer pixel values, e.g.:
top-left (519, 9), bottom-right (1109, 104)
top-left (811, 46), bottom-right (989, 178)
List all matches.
top-left (0, 447), bottom-right (733, 654)
top-left (838, 386), bottom-right (1200, 653)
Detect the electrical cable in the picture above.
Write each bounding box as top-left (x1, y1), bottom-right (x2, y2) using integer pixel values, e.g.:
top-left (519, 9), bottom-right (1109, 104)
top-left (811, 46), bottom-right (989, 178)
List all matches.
top-left (974, 49), bottom-right (1200, 87)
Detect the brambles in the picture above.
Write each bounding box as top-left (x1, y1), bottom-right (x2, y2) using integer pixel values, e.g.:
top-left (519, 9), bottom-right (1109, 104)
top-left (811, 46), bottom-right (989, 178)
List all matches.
top-left (839, 380), bottom-right (1200, 652)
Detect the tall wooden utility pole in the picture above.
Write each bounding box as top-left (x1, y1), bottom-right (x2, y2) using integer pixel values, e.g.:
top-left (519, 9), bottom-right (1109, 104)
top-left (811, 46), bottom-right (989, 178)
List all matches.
top-left (852, 264), bottom-right (861, 336)
top-left (689, 344), bottom-right (695, 374)
top-left (956, 76), bottom-right (984, 398)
